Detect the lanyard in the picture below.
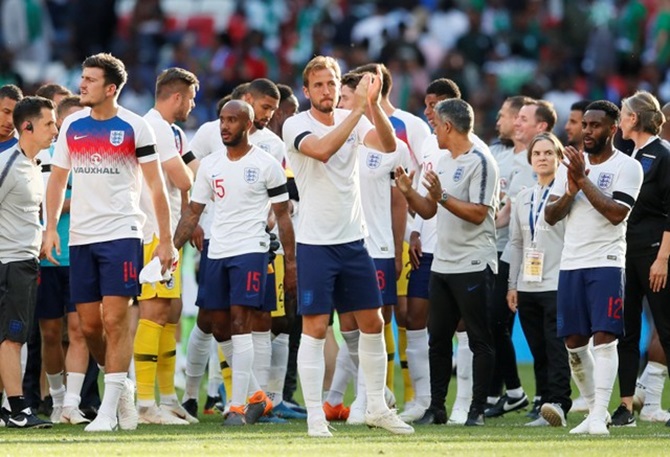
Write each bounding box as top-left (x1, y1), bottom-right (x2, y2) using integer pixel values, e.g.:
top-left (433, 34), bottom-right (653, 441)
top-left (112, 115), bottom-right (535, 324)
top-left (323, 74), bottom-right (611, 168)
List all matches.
top-left (528, 180), bottom-right (554, 243)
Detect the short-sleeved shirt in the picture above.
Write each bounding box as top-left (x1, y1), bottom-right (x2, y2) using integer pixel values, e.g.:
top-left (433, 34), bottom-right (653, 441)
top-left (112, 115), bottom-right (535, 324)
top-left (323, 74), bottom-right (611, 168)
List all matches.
top-left (139, 108), bottom-right (187, 242)
top-left (0, 147), bottom-right (43, 261)
top-left (52, 106), bottom-right (158, 246)
top-left (550, 149), bottom-right (643, 270)
top-left (359, 142), bottom-right (411, 258)
top-left (390, 108), bottom-right (431, 181)
top-left (191, 145), bottom-right (288, 259)
top-left (431, 145), bottom-right (499, 274)
top-left (283, 109), bottom-right (374, 245)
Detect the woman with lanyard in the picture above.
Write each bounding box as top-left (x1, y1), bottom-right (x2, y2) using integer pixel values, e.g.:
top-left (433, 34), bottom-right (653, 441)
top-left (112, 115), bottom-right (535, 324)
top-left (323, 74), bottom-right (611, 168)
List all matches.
top-left (507, 132), bottom-right (572, 427)
top-left (611, 90), bottom-right (670, 427)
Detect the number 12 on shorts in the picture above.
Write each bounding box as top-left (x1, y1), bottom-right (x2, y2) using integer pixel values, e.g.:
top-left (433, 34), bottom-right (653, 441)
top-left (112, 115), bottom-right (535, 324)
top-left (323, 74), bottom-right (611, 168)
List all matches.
top-left (607, 297), bottom-right (622, 320)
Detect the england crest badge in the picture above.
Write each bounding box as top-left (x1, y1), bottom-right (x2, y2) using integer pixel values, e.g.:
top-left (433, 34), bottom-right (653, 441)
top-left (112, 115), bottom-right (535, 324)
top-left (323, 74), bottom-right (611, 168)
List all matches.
top-left (366, 152), bottom-right (382, 169)
top-left (244, 167), bottom-right (260, 183)
top-left (110, 130), bottom-right (125, 146)
top-left (453, 166), bottom-right (465, 182)
top-left (597, 172), bottom-right (614, 190)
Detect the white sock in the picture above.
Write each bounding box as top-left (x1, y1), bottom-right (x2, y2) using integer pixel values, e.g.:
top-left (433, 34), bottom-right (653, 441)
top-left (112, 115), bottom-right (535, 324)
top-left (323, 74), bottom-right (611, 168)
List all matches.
top-left (567, 344), bottom-right (596, 412)
top-left (453, 331), bottom-right (473, 410)
top-left (326, 342), bottom-right (354, 405)
top-left (359, 331), bottom-right (387, 415)
top-left (98, 372), bottom-right (126, 421)
top-left (227, 335), bottom-right (251, 407)
top-left (183, 325), bottom-right (212, 402)
top-left (267, 333), bottom-right (289, 406)
top-left (341, 330), bottom-right (360, 367)
top-left (406, 328), bottom-right (431, 408)
top-left (297, 334), bottom-right (326, 421)
top-left (507, 387), bottom-right (524, 399)
top-left (160, 393), bottom-right (178, 405)
top-left (591, 341), bottom-right (618, 422)
top-left (1, 392), bottom-right (8, 411)
top-left (63, 372), bottom-right (85, 408)
top-left (207, 339), bottom-right (223, 398)
top-left (350, 364), bottom-right (367, 411)
top-left (47, 371), bottom-right (66, 407)
top-left (252, 330), bottom-right (272, 391)
top-left (638, 361), bottom-right (667, 409)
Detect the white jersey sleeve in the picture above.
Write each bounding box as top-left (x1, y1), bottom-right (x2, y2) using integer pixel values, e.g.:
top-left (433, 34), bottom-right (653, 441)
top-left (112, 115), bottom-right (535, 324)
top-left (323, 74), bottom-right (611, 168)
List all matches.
top-left (191, 155), bottom-right (215, 205)
top-left (189, 120), bottom-right (222, 160)
top-left (611, 160), bottom-right (644, 208)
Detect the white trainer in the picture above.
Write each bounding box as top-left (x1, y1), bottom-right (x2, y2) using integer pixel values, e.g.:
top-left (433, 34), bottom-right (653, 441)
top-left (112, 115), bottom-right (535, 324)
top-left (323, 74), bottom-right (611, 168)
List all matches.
top-left (525, 416), bottom-right (550, 426)
top-left (365, 409), bottom-right (414, 435)
top-left (60, 406), bottom-right (91, 425)
top-left (346, 395), bottom-right (366, 425)
top-left (117, 378), bottom-right (138, 430)
top-left (138, 404), bottom-right (189, 425)
top-left (569, 396), bottom-right (589, 413)
top-left (307, 418), bottom-right (334, 438)
top-left (160, 401), bottom-right (199, 424)
top-left (447, 407), bottom-right (468, 425)
top-left (400, 403), bottom-right (429, 423)
top-left (588, 416), bottom-right (610, 435)
top-left (540, 403), bottom-right (567, 427)
top-left (50, 406), bottom-right (63, 424)
top-left (569, 415), bottom-right (591, 434)
top-left (639, 407), bottom-right (670, 423)
top-left (84, 413), bottom-right (118, 432)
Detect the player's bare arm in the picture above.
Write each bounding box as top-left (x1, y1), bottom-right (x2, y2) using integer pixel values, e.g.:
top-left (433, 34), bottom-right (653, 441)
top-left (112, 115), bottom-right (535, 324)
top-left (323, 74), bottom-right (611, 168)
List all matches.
top-left (173, 200), bottom-right (205, 250)
top-left (162, 155), bottom-right (194, 191)
top-left (391, 187), bottom-right (407, 279)
top-left (544, 194), bottom-right (575, 226)
top-left (364, 67), bottom-right (396, 153)
top-left (141, 159), bottom-right (176, 273)
top-left (423, 170), bottom-right (489, 225)
top-left (272, 200), bottom-right (297, 298)
top-left (42, 164), bottom-right (70, 264)
top-left (394, 165), bottom-right (437, 219)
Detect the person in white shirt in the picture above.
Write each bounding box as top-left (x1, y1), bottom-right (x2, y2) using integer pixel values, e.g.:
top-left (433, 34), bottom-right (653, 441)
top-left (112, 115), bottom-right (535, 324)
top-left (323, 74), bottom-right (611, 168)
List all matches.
top-left (172, 100), bottom-right (296, 426)
top-left (134, 67), bottom-right (198, 426)
top-left (395, 98), bottom-right (499, 427)
top-left (545, 100), bottom-right (644, 435)
top-left (282, 56), bottom-right (413, 438)
top-left (43, 53), bottom-right (176, 433)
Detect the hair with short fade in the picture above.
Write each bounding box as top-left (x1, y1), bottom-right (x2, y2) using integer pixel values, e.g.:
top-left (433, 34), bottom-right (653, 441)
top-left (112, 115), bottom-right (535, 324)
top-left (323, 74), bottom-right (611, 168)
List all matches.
top-left (276, 83), bottom-right (295, 103)
top-left (35, 83), bottom-right (71, 101)
top-left (571, 99), bottom-right (592, 113)
top-left (246, 78), bottom-right (280, 101)
top-left (527, 131), bottom-right (564, 165)
top-left (586, 100), bottom-right (620, 125)
top-left (231, 82), bottom-right (250, 100)
top-left (505, 95), bottom-right (534, 112)
top-left (82, 53), bottom-right (128, 93)
top-left (13, 96), bottom-right (55, 133)
top-left (622, 91), bottom-right (665, 135)
top-left (302, 55), bottom-right (341, 88)
top-left (435, 98), bottom-right (473, 134)
top-left (532, 100), bottom-right (557, 132)
top-left (155, 67), bottom-right (200, 100)
top-left (340, 72), bottom-right (363, 91)
top-left (426, 78), bottom-right (461, 99)
top-left (56, 95), bottom-right (82, 121)
top-left (0, 84), bottom-right (23, 102)
top-left (351, 63), bottom-right (391, 97)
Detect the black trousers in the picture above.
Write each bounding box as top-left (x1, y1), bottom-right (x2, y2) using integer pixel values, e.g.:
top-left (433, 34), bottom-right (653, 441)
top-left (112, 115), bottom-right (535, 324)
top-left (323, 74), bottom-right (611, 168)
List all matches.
top-left (488, 258), bottom-right (522, 396)
top-left (618, 254), bottom-right (670, 397)
top-left (517, 291), bottom-right (572, 413)
top-left (428, 268), bottom-right (495, 413)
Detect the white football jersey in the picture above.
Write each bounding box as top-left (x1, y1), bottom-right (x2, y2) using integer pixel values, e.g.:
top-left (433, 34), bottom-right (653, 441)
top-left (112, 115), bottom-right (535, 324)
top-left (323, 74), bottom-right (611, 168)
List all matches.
top-left (52, 106), bottom-right (157, 245)
top-left (390, 108), bottom-right (431, 182)
top-left (191, 146), bottom-right (288, 259)
top-left (550, 149), bottom-right (643, 270)
top-left (283, 109), bottom-right (374, 244)
top-left (359, 142), bottom-right (411, 258)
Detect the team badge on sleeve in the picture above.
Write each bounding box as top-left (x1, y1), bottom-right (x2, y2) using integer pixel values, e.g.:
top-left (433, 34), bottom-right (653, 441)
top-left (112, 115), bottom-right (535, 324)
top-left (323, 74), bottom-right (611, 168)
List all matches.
top-left (597, 172), bottom-right (613, 190)
top-left (110, 130), bottom-right (125, 146)
top-left (244, 167), bottom-right (260, 184)
top-left (366, 152), bottom-right (382, 169)
top-left (453, 166), bottom-right (465, 182)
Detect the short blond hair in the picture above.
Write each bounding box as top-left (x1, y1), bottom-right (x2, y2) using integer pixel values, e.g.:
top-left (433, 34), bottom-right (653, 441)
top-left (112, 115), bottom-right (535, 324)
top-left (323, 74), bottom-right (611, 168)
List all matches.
top-left (302, 56), bottom-right (341, 88)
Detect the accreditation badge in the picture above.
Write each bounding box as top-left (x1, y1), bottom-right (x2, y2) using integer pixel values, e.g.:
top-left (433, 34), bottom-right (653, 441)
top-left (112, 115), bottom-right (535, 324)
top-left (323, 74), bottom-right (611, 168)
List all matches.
top-left (523, 248), bottom-right (544, 283)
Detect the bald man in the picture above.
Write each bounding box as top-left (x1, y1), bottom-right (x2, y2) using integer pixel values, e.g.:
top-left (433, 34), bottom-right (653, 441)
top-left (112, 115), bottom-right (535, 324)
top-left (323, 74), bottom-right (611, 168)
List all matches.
top-left (173, 100), bottom-right (296, 425)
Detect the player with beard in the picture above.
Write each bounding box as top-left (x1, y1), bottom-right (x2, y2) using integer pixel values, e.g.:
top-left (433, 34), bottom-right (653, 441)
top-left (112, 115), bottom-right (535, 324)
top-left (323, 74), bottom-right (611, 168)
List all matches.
top-left (0, 84), bottom-right (22, 153)
top-left (564, 100), bottom-right (591, 149)
top-left (545, 100), bottom-right (643, 435)
top-left (173, 100), bottom-right (295, 426)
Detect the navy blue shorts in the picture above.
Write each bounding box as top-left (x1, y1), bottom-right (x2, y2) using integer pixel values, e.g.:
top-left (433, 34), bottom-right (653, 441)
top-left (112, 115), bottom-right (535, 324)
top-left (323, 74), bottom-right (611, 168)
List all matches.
top-left (195, 239), bottom-right (210, 308)
top-left (36, 266), bottom-right (74, 319)
top-left (70, 238), bottom-right (143, 304)
top-left (407, 252), bottom-right (434, 300)
top-left (373, 257), bottom-right (398, 306)
top-left (556, 267), bottom-right (625, 338)
top-left (203, 252), bottom-right (269, 310)
top-left (296, 240), bottom-right (382, 316)
top-left (262, 267), bottom-right (277, 313)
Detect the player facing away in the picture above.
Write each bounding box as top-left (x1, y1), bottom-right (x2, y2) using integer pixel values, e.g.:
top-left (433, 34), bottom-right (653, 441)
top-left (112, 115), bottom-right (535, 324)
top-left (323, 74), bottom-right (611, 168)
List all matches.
top-left (282, 55), bottom-right (413, 437)
top-left (43, 53), bottom-right (176, 432)
top-left (544, 100), bottom-right (644, 435)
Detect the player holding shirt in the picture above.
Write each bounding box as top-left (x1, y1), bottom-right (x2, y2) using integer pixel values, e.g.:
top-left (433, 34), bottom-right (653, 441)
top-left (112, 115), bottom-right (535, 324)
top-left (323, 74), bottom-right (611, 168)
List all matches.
top-left (283, 56), bottom-right (413, 437)
top-left (43, 53), bottom-right (176, 433)
top-left (173, 100), bottom-right (296, 425)
top-left (544, 100), bottom-right (644, 435)
top-left (134, 67), bottom-right (199, 426)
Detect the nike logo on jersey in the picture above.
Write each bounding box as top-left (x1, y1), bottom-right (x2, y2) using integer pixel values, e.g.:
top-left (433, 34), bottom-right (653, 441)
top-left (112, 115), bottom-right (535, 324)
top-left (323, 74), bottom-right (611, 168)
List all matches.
top-left (74, 135), bottom-right (88, 140)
